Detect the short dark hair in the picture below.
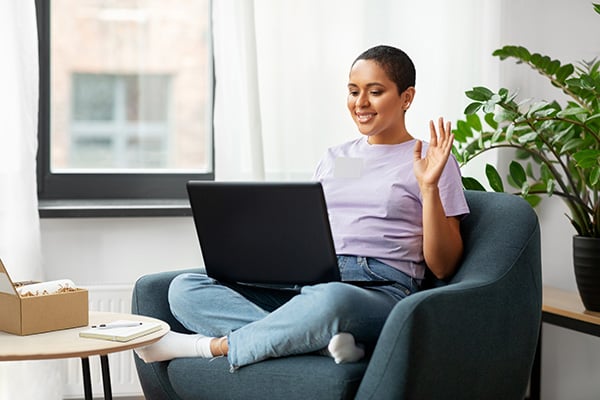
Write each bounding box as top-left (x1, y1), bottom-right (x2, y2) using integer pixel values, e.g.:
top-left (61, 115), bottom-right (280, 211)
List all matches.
top-left (352, 45), bottom-right (416, 95)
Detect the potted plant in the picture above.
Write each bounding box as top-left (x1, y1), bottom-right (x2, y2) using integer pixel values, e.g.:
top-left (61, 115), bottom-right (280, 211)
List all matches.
top-left (453, 3), bottom-right (600, 310)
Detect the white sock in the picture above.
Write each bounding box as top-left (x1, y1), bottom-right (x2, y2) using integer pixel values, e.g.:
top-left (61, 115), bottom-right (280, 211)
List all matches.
top-left (134, 331), bottom-right (214, 363)
top-left (324, 333), bottom-right (365, 364)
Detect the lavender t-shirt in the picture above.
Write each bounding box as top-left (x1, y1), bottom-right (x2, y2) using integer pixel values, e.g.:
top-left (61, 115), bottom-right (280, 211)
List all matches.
top-left (313, 137), bottom-right (469, 279)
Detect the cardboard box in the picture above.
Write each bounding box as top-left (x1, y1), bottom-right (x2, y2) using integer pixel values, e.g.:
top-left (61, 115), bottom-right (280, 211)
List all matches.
top-left (0, 259), bottom-right (88, 335)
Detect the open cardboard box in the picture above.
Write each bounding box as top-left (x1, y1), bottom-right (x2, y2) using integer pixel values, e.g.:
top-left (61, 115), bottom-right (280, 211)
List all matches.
top-left (0, 258), bottom-right (88, 335)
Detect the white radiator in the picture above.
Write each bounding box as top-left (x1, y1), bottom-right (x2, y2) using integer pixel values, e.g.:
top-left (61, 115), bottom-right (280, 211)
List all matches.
top-left (61, 285), bottom-right (143, 399)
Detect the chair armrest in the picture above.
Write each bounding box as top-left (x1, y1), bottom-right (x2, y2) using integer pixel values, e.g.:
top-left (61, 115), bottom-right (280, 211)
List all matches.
top-left (131, 268), bottom-right (203, 333)
top-left (131, 268), bottom-right (203, 400)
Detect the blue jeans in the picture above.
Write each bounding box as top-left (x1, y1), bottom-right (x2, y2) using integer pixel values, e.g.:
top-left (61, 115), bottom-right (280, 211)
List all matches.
top-left (168, 256), bottom-right (420, 369)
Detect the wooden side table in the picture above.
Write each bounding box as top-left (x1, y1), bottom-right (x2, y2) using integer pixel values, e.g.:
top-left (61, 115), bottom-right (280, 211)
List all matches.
top-left (0, 311), bottom-right (169, 400)
top-left (530, 287), bottom-right (600, 400)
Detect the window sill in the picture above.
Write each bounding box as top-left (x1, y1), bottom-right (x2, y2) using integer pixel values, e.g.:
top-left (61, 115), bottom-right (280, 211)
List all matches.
top-left (38, 199), bottom-right (192, 218)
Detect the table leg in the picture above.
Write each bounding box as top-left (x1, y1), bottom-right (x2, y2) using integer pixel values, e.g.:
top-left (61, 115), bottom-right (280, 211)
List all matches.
top-left (81, 357), bottom-right (93, 400)
top-left (100, 354), bottom-right (113, 400)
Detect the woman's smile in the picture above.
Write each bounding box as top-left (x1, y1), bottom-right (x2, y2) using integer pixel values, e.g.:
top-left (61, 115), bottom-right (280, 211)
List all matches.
top-left (356, 112), bottom-right (376, 123)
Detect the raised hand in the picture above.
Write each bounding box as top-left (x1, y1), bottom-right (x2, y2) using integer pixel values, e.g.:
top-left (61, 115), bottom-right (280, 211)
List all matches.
top-left (413, 117), bottom-right (454, 190)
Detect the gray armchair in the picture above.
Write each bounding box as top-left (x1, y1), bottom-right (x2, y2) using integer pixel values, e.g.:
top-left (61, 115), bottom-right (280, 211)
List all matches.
top-left (132, 190), bottom-right (542, 399)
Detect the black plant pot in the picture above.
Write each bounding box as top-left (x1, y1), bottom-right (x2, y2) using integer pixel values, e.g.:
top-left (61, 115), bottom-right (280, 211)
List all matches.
top-left (573, 236), bottom-right (600, 312)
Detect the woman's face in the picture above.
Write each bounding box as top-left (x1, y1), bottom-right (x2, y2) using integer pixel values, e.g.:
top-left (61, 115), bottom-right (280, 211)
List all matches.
top-left (347, 59), bottom-right (413, 144)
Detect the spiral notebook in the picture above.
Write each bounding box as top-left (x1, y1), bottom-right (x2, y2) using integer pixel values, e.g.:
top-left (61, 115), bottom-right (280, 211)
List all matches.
top-left (79, 320), bottom-right (162, 342)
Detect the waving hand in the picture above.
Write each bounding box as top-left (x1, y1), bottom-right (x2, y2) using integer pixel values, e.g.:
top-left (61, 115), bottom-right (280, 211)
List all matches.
top-left (413, 117), bottom-right (454, 189)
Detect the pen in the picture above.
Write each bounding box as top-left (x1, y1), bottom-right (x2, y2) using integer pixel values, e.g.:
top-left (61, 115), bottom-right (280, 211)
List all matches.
top-left (91, 322), bottom-right (143, 329)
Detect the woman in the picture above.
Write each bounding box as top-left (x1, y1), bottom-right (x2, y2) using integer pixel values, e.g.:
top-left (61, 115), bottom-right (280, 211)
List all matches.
top-left (136, 45), bottom-right (469, 370)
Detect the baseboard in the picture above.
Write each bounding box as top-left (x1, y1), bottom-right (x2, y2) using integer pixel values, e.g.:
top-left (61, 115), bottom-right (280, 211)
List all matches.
top-left (67, 397), bottom-right (144, 400)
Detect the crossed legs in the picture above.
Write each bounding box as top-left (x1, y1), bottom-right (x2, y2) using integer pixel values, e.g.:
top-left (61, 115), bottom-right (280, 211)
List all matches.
top-left (136, 273), bottom-right (398, 368)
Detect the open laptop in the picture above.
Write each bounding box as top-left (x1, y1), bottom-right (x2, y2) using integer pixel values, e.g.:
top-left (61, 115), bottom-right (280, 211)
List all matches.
top-left (186, 181), bottom-right (394, 287)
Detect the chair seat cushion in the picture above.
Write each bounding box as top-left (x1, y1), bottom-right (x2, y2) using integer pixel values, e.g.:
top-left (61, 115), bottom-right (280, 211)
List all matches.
top-left (168, 355), bottom-right (368, 400)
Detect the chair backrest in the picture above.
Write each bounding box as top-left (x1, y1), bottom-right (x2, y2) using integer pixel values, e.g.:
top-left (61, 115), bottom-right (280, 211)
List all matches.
top-left (452, 190), bottom-right (542, 287)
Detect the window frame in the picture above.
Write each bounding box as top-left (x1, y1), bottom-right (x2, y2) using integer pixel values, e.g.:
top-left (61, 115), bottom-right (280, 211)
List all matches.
top-left (35, 0), bottom-right (215, 204)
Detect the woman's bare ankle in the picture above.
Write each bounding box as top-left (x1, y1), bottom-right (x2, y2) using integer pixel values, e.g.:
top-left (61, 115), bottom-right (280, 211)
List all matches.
top-left (210, 336), bottom-right (228, 356)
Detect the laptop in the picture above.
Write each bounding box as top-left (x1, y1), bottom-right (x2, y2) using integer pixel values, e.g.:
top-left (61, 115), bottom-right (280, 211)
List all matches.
top-left (186, 181), bottom-right (394, 287)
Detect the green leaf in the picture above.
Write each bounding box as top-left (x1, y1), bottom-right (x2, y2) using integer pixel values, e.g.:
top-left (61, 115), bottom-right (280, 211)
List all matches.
top-left (546, 179), bottom-right (556, 196)
top-left (527, 101), bottom-right (549, 117)
top-left (530, 53), bottom-right (543, 67)
top-left (507, 174), bottom-right (519, 189)
top-left (466, 87), bottom-right (494, 101)
top-left (484, 113), bottom-right (498, 129)
top-left (489, 94), bottom-right (502, 104)
top-left (518, 132), bottom-right (539, 144)
top-left (506, 124), bottom-right (514, 142)
top-left (516, 47), bottom-right (532, 61)
top-left (547, 60), bottom-right (561, 75)
top-left (494, 108), bottom-right (519, 123)
top-left (451, 146), bottom-right (464, 164)
top-left (594, 3), bottom-right (600, 14)
top-left (464, 102), bottom-right (482, 115)
top-left (540, 163), bottom-right (553, 182)
top-left (495, 46), bottom-right (532, 62)
top-left (485, 164), bottom-right (504, 192)
top-left (556, 64), bottom-right (575, 82)
top-left (591, 166), bottom-right (600, 186)
top-left (566, 77), bottom-right (585, 88)
top-left (506, 123), bottom-right (515, 141)
top-left (557, 106), bottom-right (587, 117)
top-left (521, 181), bottom-right (530, 197)
top-left (561, 138), bottom-right (585, 154)
top-left (525, 195), bottom-right (542, 208)
top-left (552, 126), bottom-right (575, 144)
top-left (491, 128), bottom-right (503, 143)
top-left (509, 161), bottom-right (527, 187)
top-left (535, 108), bottom-right (557, 118)
top-left (585, 113), bottom-right (600, 123)
top-left (483, 101), bottom-right (496, 113)
top-left (515, 148), bottom-right (532, 160)
top-left (526, 162), bottom-right (535, 179)
top-left (492, 47), bottom-right (510, 60)
top-left (466, 113), bottom-right (482, 132)
top-left (573, 149), bottom-right (600, 168)
top-left (581, 75), bottom-right (595, 89)
top-left (529, 182), bottom-right (546, 192)
top-left (462, 177), bottom-right (486, 191)
top-left (539, 55), bottom-right (551, 70)
top-left (455, 119), bottom-right (473, 142)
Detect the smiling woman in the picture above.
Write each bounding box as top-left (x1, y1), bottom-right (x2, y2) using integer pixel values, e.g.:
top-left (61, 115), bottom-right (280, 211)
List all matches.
top-left (36, 1), bottom-right (510, 397)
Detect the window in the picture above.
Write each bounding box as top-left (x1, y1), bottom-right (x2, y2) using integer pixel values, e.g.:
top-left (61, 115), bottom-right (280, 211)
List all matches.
top-left (35, 0), bottom-right (214, 206)
top-left (70, 73), bottom-right (171, 169)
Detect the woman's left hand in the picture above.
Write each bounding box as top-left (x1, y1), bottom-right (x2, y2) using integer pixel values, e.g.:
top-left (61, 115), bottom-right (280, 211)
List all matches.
top-left (413, 117), bottom-right (454, 189)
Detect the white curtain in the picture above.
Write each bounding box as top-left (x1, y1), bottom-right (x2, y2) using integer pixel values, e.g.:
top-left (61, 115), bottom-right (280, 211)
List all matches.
top-left (213, 0), bottom-right (501, 181)
top-left (0, 1), bottom-right (62, 399)
top-left (213, 0), bottom-right (265, 180)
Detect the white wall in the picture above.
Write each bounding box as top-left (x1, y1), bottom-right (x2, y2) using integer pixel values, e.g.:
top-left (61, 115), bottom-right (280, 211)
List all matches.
top-left (40, 216), bottom-right (202, 286)
top-left (39, 0), bottom-right (600, 398)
